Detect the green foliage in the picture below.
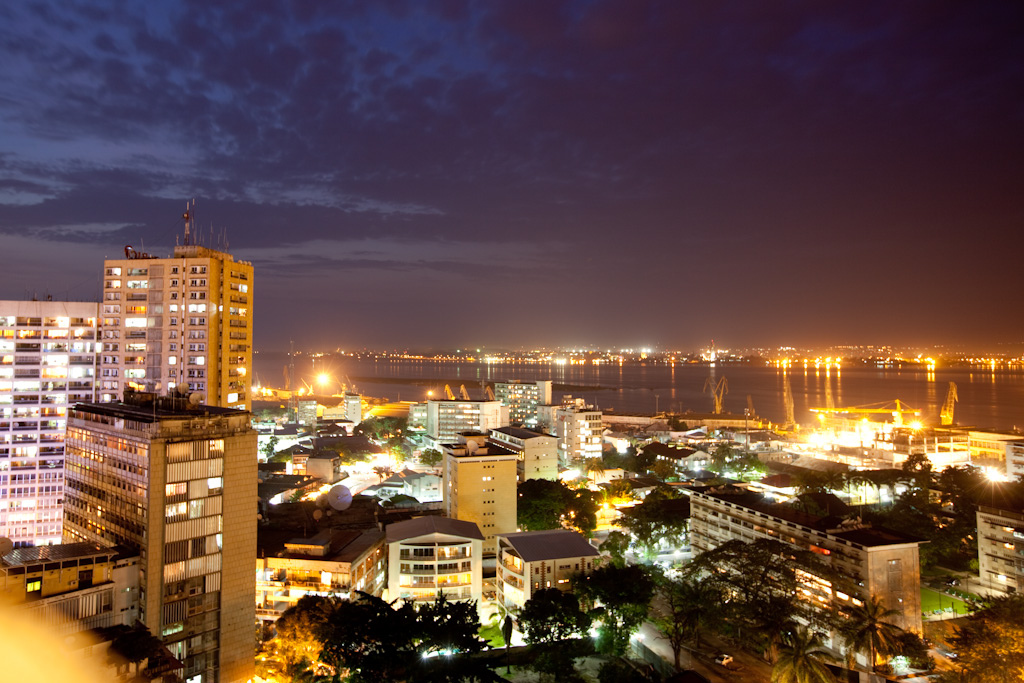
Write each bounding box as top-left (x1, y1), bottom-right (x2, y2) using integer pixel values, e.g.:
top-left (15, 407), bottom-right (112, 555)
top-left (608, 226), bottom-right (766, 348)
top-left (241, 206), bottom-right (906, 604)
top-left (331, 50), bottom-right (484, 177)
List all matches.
top-left (262, 435), bottom-right (280, 458)
top-left (650, 460), bottom-right (676, 481)
top-left (771, 627), bottom-right (835, 683)
top-left (601, 530), bottom-right (630, 567)
top-left (597, 659), bottom-right (655, 683)
top-left (615, 493), bottom-right (688, 560)
top-left (654, 573), bottom-right (721, 669)
top-left (838, 595), bottom-right (904, 670)
top-left (573, 564), bottom-right (655, 655)
top-left (517, 479), bottom-right (599, 536)
top-left (421, 448), bottom-right (443, 469)
top-left (949, 594), bottom-right (1024, 683)
top-left (519, 588), bottom-right (592, 644)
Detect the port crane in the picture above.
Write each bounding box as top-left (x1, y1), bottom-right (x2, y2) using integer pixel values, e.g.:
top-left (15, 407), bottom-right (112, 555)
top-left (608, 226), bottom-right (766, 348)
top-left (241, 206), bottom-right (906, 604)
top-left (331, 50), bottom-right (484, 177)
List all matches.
top-left (459, 384), bottom-right (471, 400)
top-left (703, 376), bottom-right (728, 414)
top-left (940, 382), bottom-right (958, 426)
top-left (810, 399), bottom-right (921, 428)
top-left (443, 384), bottom-right (455, 400)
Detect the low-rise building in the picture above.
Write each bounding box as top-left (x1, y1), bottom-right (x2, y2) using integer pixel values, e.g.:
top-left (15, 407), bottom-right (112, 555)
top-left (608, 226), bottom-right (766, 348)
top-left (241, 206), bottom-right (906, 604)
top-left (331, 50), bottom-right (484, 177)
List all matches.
top-left (256, 528), bottom-right (385, 629)
top-left (495, 529), bottom-right (600, 615)
top-left (0, 542), bottom-right (139, 636)
top-left (489, 426), bottom-right (558, 481)
top-left (385, 516), bottom-right (483, 604)
top-left (689, 487), bottom-right (923, 643)
top-left (641, 442), bottom-right (711, 472)
top-left (976, 504), bottom-right (1024, 595)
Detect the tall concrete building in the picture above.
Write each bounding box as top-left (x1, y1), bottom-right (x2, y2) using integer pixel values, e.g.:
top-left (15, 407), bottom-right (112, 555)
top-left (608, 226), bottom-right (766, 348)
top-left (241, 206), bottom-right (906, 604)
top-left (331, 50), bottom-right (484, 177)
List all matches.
top-left (489, 426), bottom-right (558, 481)
top-left (555, 397), bottom-right (602, 467)
top-left (977, 503), bottom-right (1024, 595)
top-left (425, 398), bottom-right (508, 446)
top-left (0, 300), bottom-right (100, 547)
top-left (63, 391), bottom-right (257, 683)
top-left (101, 237), bottom-right (253, 411)
top-left (442, 433), bottom-right (518, 549)
top-left (494, 380), bottom-right (552, 428)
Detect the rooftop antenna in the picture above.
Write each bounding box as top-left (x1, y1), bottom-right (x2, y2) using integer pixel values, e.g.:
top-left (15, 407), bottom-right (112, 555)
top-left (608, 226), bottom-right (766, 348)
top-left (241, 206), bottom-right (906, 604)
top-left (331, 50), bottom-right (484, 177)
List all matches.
top-left (182, 199), bottom-right (193, 246)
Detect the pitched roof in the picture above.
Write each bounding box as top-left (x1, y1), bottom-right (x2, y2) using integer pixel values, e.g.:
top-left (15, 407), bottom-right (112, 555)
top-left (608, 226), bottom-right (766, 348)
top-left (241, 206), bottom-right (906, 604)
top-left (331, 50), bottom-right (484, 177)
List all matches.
top-left (498, 529), bottom-right (600, 562)
top-left (386, 516), bottom-right (485, 543)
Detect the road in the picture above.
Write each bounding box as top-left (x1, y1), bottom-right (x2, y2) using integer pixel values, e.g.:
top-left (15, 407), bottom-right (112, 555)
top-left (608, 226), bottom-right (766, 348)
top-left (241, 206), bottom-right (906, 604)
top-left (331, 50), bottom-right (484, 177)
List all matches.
top-left (637, 621), bottom-right (772, 683)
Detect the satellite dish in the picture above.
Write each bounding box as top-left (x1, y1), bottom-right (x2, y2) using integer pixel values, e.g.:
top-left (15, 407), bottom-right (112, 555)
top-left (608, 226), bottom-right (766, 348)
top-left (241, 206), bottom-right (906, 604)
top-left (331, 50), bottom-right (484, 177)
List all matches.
top-left (176, 384), bottom-right (189, 396)
top-left (327, 484), bottom-right (353, 511)
top-left (312, 509), bottom-right (323, 521)
top-left (188, 392), bottom-right (202, 406)
top-left (465, 439), bottom-right (479, 454)
top-left (0, 538), bottom-right (13, 556)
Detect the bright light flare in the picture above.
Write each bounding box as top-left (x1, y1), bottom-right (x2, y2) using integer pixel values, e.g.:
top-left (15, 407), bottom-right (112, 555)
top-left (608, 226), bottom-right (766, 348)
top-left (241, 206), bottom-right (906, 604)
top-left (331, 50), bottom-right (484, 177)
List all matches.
top-left (317, 373), bottom-right (330, 386)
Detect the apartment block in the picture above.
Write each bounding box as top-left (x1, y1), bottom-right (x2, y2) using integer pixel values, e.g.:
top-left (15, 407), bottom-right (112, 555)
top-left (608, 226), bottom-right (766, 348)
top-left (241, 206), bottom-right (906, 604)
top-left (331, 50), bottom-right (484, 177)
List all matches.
top-left (496, 529), bottom-right (599, 615)
top-left (1005, 442), bottom-right (1024, 480)
top-left (256, 528), bottom-right (385, 629)
top-left (0, 300), bottom-right (100, 547)
top-left (101, 242), bottom-right (253, 410)
top-left (976, 505), bottom-right (1024, 595)
top-left (494, 380), bottom-right (552, 428)
top-left (425, 399), bottom-right (508, 446)
top-left (489, 426), bottom-right (558, 481)
top-left (689, 488), bottom-right (923, 640)
top-left (63, 392), bottom-right (257, 683)
top-left (555, 397), bottom-right (602, 466)
top-left (0, 542), bottom-right (139, 636)
top-left (442, 433), bottom-right (518, 548)
top-left (386, 516), bottom-right (483, 604)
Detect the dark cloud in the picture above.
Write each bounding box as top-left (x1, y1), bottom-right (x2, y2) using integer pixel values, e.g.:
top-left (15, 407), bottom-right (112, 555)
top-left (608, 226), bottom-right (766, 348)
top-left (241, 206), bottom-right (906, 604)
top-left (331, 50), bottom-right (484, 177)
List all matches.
top-left (0, 0), bottom-right (1022, 350)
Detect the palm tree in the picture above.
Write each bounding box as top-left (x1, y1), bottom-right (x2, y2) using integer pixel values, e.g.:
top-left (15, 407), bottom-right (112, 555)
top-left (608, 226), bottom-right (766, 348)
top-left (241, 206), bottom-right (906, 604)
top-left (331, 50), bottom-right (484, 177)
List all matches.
top-left (585, 457), bottom-right (605, 481)
top-left (772, 627), bottom-right (835, 683)
top-left (839, 595), bottom-right (904, 670)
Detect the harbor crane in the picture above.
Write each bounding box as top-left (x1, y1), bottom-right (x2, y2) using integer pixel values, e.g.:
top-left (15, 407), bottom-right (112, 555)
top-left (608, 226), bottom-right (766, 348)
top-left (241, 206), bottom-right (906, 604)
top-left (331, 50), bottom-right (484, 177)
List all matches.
top-left (443, 384), bottom-right (455, 400)
top-left (459, 384), bottom-right (471, 400)
top-left (703, 376), bottom-right (728, 414)
top-left (940, 382), bottom-right (958, 426)
top-left (485, 385), bottom-right (495, 401)
top-left (810, 399), bottom-right (921, 428)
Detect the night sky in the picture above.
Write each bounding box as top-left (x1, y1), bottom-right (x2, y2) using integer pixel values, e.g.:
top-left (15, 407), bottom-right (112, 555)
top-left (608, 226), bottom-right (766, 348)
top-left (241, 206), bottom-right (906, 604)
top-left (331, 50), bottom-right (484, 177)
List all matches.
top-left (1, 1), bottom-right (1022, 352)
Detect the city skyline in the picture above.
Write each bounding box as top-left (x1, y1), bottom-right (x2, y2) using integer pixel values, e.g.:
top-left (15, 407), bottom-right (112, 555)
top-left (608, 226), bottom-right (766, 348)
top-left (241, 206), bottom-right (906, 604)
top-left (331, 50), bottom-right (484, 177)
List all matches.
top-left (1, 2), bottom-right (1023, 351)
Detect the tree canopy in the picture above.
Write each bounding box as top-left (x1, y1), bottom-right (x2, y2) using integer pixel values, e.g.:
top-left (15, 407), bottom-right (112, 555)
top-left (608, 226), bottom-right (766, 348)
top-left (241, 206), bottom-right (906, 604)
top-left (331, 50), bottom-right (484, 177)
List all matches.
top-left (948, 594), bottom-right (1024, 683)
top-left (517, 479), bottom-right (599, 536)
top-left (573, 563), bottom-right (655, 655)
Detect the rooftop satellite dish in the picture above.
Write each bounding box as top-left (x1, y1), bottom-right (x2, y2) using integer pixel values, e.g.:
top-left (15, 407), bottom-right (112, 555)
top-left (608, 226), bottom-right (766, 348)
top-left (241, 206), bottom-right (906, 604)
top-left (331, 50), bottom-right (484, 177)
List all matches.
top-left (0, 537), bottom-right (13, 556)
top-left (465, 439), bottom-right (479, 454)
top-left (327, 484), bottom-right (353, 511)
top-left (312, 509), bottom-right (323, 521)
top-left (176, 384), bottom-right (189, 396)
top-left (188, 392), bottom-right (202, 406)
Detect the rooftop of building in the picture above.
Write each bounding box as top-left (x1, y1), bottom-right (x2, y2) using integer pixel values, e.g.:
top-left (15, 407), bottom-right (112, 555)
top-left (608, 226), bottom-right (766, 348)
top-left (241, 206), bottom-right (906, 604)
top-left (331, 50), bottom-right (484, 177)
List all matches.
top-left (386, 516), bottom-right (485, 543)
top-left (694, 486), bottom-right (923, 547)
top-left (497, 528), bottom-right (600, 562)
top-left (72, 390), bottom-right (245, 422)
top-left (641, 442), bottom-right (707, 459)
top-left (258, 527), bottom-right (384, 564)
top-left (2, 541), bottom-right (119, 567)
top-left (491, 426), bottom-right (550, 440)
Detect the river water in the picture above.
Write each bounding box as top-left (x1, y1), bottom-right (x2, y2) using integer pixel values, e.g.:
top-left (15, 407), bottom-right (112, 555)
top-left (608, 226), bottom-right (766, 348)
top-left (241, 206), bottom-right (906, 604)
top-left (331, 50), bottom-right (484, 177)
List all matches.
top-left (253, 354), bottom-right (1024, 432)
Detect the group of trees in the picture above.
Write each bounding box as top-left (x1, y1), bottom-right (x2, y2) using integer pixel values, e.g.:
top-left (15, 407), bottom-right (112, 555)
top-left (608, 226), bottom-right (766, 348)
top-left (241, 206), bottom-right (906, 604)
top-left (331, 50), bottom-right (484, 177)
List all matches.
top-left (260, 593), bottom-right (499, 683)
top-left (613, 486), bottom-right (688, 559)
top-left (516, 479), bottom-right (599, 536)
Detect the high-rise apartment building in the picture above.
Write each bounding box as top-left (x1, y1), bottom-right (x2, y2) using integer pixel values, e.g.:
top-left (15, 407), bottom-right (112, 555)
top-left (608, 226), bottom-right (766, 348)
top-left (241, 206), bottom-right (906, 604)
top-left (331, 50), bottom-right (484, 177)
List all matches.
top-left (424, 399), bottom-right (508, 446)
top-left (101, 241), bottom-right (253, 411)
top-left (976, 504), bottom-right (1024, 595)
top-left (555, 397), bottom-right (602, 467)
top-left (494, 380), bottom-right (552, 428)
top-left (442, 433), bottom-right (518, 549)
top-left (488, 426), bottom-right (558, 481)
top-left (0, 301), bottom-right (100, 547)
top-left (63, 392), bottom-right (257, 683)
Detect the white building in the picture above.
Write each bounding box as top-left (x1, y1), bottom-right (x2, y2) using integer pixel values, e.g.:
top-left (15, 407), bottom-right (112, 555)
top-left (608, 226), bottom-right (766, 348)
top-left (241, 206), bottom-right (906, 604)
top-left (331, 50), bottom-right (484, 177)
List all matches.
top-left (489, 426), bottom-right (558, 481)
top-left (1005, 442), bottom-right (1024, 480)
top-left (100, 239), bottom-right (254, 411)
top-left (0, 300), bottom-right (100, 547)
top-left (976, 504), bottom-right (1024, 595)
top-left (555, 397), bottom-right (602, 466)
top-left (385, 516), bottom-right (483, 604)
top-left (425, 399), bottom-right (508, 446)
top-left (494, 380), bottom-right (552, 428)
top-left (495, 529), bottom-right (599, 615)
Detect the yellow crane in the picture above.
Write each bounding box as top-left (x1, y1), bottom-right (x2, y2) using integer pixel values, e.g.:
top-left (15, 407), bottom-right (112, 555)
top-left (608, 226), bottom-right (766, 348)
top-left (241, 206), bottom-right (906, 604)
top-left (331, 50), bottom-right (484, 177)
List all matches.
top-left (703, 376), bottom-right (728, 414)
top-left (810, 399), bottom-right (921, 428)
top-left (443, 384), bottom-right (455, 400)
top-left (485, 385), bottom-right (495, 401)
top-left (940, 382), bottom-right (958, 426)
top-left (459, 384), bottom-right (471, 400)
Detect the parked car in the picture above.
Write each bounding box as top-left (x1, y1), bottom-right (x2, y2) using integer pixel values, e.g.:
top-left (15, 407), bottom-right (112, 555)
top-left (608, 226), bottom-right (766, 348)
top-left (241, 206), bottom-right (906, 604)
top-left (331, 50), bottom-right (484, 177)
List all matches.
top-left (715, 654), bottom-right (734, 666)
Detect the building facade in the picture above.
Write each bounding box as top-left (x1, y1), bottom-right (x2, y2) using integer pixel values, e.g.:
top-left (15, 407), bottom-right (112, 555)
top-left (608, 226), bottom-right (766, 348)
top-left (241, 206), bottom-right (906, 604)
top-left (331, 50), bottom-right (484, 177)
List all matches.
top-left (425, 399), bottom-right (508, 445)
top-left (494, 380), bottom-right (552, 428)
top-left (976, 505), bottom-right (1024, 595)
top-left (385, 516), bottom-right (483, 604)
top-left (495, 529), bottom-right (599, 615)
top-left (100, 243), bottom-right (253, 411)
top-left (0, 300), bottom-right (100, 547)
top-left (0, 542), bottom-right (139, 636)
top-left (689, 488), bottom-right (923, 640)
top-left (63, 392), bottom-right (257, 683)
top-left (489, 426), bottom-right (558, 481)
top-left (1005, 442), bottom-right (1024, 480)
top-left (555, 397), bottom-right (602, 467)
top-left (256, 528), bottom-right (385, 629)
top-left (442, 434), bottom-right (518, 548)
